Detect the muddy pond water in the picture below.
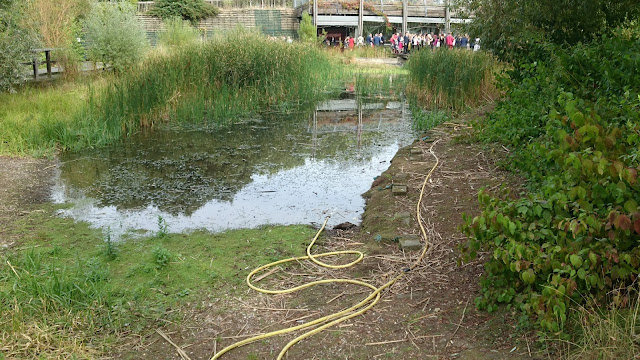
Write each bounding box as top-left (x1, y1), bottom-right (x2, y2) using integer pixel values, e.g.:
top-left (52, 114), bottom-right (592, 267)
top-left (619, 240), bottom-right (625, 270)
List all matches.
top-left (52, 98), bottom-right (418, 237)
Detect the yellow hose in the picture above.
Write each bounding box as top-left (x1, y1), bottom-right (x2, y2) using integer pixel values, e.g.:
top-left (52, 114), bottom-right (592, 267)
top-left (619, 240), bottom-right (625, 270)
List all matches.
top-left (212, 142), bottom-right (439, 359)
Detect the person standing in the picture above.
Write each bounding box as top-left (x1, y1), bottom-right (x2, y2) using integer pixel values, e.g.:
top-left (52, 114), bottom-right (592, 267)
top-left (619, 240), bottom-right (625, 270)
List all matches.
top-left (349, 35), bottom-right (355, 50)
top-left (473, 38), bottom-right (481, 51)
top-left (357, 34), bottom-right (364, 46)
top-left (460, 34), bottom-right (469, 49)
top-left (373, 33), bottom-right (381, 47)
top-left (365, 33), bottom-right (372, 46)
top-left (446, 33), bottom-right (454, 49)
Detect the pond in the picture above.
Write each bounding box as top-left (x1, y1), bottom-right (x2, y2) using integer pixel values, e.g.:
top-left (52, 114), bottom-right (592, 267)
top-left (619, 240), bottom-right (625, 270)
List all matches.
top-left (51, 97), bottom-right (418, 238)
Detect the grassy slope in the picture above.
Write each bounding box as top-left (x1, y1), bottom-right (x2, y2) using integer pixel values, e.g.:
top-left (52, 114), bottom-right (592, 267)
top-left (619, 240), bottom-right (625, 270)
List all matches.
top-left (1, 204), bottom-right (317, 358)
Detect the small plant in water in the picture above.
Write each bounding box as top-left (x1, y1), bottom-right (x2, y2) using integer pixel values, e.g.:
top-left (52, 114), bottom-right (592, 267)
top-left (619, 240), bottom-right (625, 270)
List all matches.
top-left (152, 246), bottom-right (171, 269)
top-left (157, 215), bottom-right (169, 238)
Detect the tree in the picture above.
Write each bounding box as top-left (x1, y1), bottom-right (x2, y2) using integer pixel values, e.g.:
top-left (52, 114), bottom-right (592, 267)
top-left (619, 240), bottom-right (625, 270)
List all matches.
top-left (84, 0), bottom-right (148, 72)
top-left (0, 0), bottom-right (37, 91)
top-left (455, 0), bottom-right (640, 61)
top-left (148, 0), bottom-right (218, 23)
top-left (298, 11), bottom-right (316, 43)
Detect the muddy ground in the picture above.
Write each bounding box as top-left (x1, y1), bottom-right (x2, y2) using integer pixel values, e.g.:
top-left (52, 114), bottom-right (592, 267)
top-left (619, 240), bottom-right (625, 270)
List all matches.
top-left (0, 112), bottom-right (545, 359)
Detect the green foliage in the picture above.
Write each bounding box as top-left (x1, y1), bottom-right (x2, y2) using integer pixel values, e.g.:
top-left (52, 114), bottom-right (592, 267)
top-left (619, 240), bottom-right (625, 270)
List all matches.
top-left (406, 48), bottom-right (498, 113)
top-left (101, 229), bottom-right (119, 260)
top-left (148, 0), bottom-right (219, 23)
top-left (0, 33), bottom-right (341, 156)
top-left (410, 106), bottom-right (448, 132)
top-left (158, 16), bottom-right (201, 47)
top-left (462, 27), bottom-right (640, 336)
top-left (157, 215), bottom-right (169, 238)
top-left (152, 246), bottom-right (171, 269)
top-left (298, 11), bottom-right (316, 43)
top-left (456, 0), bottom-right (640, 62)
top-left (0, 2), bottom-right (37, 91)
top-left (84, 0), bottom-right (148, 72)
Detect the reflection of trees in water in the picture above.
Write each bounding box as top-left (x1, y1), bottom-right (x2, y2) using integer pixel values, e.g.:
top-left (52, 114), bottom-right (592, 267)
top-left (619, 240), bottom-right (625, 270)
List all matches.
top-left (58, 100), bottom-right (408, 215)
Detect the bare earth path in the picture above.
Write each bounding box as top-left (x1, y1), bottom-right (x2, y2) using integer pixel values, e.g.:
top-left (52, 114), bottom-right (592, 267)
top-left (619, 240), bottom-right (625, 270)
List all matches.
top-left (0, 156), bottom-right (55, 249)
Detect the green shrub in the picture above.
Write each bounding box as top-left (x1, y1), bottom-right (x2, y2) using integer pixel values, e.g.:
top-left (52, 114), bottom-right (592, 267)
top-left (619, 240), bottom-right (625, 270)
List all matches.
top-left (148, 0), bottom-right (219, 23)
top-left (298, 11), bottom-right (315, 43)
top-left (0, 2), bottom-right (37, 91)
top-left (158, 16), bottom-right (201, 47)
top-left (84, 0), bottom-right (148, 72)
top-left (461, 27), bottom-right (640, 336)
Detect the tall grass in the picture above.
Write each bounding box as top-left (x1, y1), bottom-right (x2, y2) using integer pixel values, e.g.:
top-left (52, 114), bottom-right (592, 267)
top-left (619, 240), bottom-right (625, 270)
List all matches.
top-left (405, 49), bottom-right (498, 113)
top-left (0, 250), bottom-right (115, 358)
top-left (157, 16), bottom-right (201, 48)
top-left (563, 294), bottom-right (640, 360)
top-left (0, 81), bottom-right (93, 156)
top-left (0, 32), bottom-right (342, 155)
top-left (71, 31), bottom-right (339, 149)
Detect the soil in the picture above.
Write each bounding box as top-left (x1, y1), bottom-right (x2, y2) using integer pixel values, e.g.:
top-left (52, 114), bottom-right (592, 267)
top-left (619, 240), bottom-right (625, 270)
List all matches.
top-left (0, 156), bottom-right (56, 249)
top-left (0, 109), bottom-right (544, 359)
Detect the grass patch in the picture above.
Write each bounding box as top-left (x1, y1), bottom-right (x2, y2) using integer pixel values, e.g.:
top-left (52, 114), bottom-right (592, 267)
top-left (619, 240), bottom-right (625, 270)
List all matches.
top-left (0, 80), bottom-right (94, 157)
top-left (0, 205), bottom-right (317, 359)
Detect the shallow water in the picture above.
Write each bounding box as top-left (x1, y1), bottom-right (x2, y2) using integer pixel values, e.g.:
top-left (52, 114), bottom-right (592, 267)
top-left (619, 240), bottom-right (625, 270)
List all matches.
top-left (52, 98), bottom-right (417, 237)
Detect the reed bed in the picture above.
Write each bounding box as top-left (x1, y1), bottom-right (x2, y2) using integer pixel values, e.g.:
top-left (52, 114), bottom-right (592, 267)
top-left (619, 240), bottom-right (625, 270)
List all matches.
top-left (1, 33), bottom-right (342, 155)
top-left (405, 49), bottom-right (498, 113)
top-left (72, 32), bottom-right (339, 151)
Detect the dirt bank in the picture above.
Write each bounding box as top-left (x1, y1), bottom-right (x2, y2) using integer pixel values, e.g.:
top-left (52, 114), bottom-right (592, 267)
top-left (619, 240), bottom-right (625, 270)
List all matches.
top-left (0, 156), bottom-right (56, 248)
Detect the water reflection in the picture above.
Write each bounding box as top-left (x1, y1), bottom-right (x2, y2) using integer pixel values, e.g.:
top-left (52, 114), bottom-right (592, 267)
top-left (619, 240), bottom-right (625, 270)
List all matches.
top-left (52, 98), bottom-right (415, 237)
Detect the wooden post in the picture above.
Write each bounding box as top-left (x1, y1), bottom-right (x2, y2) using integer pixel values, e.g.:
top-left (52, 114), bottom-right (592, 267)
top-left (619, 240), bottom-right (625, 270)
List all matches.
top-left (357, 0), bottom-right (363, 37)
top-left (402, 0), bottom-right (407, 35)
top-left (32, 56), bottom-right (39, 80)
top-left (313, 0), bottom-right (318, 27)
top-left (45, 50), bottom-right (52, 78)
top-left (445, 0), bottom-right (451, 33)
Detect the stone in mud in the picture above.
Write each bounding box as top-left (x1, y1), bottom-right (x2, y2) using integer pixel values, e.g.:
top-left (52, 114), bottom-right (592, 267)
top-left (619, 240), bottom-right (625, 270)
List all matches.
top-left (333, 222), bottom-right (357, 230)
top-left (392, 184), bottom-right (408, 195)
top-left (399, 235), bottom-right (423, 251)
top-left (394, 212), bottom-right (412, 227)
top-left (410, 147), bottom-right (423, 155)
top-left (393, 172), bottom-right (408, 184)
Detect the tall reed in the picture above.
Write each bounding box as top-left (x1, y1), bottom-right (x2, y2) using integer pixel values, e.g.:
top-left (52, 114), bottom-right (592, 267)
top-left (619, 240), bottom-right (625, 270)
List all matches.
top-left (405, 49), bottom-right (498, 113)
top-left (0, 33), bottom-right (343, 155)
top-left (69, 32), bottom-right (339, 151)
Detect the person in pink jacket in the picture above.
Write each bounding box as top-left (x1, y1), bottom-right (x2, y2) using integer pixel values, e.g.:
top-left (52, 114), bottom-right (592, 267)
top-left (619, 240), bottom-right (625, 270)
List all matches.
top-left (446, 33), bottom-right (455, 49)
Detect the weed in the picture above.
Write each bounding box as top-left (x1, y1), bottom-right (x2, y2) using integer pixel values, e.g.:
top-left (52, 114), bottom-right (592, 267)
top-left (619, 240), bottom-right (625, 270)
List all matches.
top-left (101, 228), bottom-right (118, 260)
top-left (152, 246), bottom-right (171, 269)
top-left (157, 215), bottom-right (169, 238)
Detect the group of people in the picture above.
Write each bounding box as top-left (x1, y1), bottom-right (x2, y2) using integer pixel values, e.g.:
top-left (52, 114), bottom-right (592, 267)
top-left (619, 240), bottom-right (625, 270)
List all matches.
top-left (326, 33), bottom-right (386, 50)
top-left (324, 31), bottom-right (481, 53)
top-left (389, 32), bottom-right (480, 54)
